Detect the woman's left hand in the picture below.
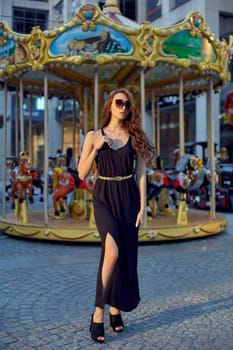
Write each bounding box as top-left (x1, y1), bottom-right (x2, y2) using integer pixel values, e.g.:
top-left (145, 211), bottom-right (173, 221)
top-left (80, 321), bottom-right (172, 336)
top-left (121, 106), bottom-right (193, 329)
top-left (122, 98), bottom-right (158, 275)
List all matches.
top-left (135, 210), bottom-right (144, 227)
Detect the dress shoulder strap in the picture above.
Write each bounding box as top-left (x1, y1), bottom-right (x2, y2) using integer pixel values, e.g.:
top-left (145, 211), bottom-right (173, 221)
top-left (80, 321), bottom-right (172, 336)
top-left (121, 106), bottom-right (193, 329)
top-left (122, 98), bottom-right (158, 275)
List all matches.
top-left (101, 128), bottom-right (105, 136)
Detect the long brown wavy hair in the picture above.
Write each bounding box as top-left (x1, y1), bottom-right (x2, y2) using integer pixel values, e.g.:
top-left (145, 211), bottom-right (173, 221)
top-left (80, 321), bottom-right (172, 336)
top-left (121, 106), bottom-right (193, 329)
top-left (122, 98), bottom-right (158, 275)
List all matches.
top-left (101, 88), bottom-right (156, 160)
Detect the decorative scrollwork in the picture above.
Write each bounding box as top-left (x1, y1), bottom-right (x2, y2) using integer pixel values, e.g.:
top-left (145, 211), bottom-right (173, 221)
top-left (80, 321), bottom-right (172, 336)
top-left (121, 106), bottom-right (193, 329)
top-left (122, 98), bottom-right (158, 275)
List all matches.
top-left (29, 25), bottom-right (46, 70)
top-left (189, 13), bottom-right (205, 38)
top-left (30, 26), bottom-right (42, 61)
top-left (140, 23), bottom-right (155, 56)
top-left (77, 4), bottom-right (99, 31)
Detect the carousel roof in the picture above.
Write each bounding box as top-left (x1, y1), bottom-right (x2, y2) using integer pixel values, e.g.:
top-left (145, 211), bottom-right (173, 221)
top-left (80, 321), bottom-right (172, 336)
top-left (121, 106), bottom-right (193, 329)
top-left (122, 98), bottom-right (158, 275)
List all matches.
top-left (0, 0), bottom-right (231, 101)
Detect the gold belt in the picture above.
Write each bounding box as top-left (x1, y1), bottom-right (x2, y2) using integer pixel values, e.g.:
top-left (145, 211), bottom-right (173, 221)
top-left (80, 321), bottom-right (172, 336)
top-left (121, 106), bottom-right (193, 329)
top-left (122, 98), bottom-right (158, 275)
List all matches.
top-left (98, 174), bottom-right (133, 181)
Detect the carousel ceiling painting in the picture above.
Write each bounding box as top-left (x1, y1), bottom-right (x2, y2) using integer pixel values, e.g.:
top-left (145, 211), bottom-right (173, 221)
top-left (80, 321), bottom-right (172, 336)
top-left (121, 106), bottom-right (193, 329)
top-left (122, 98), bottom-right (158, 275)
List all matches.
top-left (0, 1), bottom-right (230, 101)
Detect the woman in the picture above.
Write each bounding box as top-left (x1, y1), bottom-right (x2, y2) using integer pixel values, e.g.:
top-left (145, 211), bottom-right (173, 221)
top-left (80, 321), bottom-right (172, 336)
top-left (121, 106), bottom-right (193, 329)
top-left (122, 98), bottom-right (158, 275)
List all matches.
top-left (78, 88), bottom-right (155, 343)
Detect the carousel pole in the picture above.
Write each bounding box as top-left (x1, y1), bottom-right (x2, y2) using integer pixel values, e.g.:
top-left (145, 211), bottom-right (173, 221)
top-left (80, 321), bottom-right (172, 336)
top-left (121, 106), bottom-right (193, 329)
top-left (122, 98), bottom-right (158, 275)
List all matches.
top-left (61, 97), bottom-right (65, 152)
top-left (84, 87), bottom-right (88, 134)
top-left (92, 69), bottom-right (99, 223)
top-left (156, 97), bottom-right (160, 155)
top-left (19, 78), bottom-right (24, 152)
top-left (29, 93), bottom-right (33, 161)
top-left (72, 100), bottom-right (76, 163)
top-left (140, 68), bottom-right (147, 227)
top-left (176, 70), bottom-right (188, 225)
top-left (15, 88), bottom-right (19, 157)
top-left (94, 67), bottom-right (99, 130)
top-left (83, 87), bottom-right (88, 219)
top-left (151, 89), bottom-right (156, 147)
top-left (2, 82), bottom-right (7, 218)
top-left (140, 68), bottom-right (146, 130)
top-left (44, 69), bottom-right (49, 226)
top-left (178, 71), bottom-right (185, 156)
top-left (207, 77), bottom-right (216, 219)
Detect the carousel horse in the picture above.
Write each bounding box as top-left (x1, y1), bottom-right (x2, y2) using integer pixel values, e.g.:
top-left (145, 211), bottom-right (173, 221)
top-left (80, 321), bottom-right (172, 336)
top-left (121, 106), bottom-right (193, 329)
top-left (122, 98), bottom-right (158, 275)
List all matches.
top-left (146, 153), bottom-right (201, 217)
top-left (14, 151), bottom-right (33, 223)
top-left (146, 167), bottom-right (169, 217)
top-left (169, 153), bottom-right (202, 208)
top-left (52, 169), bottom-right (76, 218)
top-left (51, 152), bottom-right (79, 218)
top-left (146, 155), bottom-right (178, 216)
top-left (5, 157), bottom-right (18, 209)
top-left (16, 151), bottom-right (33, 204)
top-left (168, 153), bottom-right (202, 224)
top-left (187, 157), bottom-right (219, 206)
top-left (69, 164), bottom-right (97, 225)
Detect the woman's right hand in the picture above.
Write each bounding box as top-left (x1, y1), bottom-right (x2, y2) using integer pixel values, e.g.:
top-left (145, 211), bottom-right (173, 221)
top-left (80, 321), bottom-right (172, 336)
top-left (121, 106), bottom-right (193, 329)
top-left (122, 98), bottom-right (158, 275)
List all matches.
top-left (94, 132), bottom-right (113, 152)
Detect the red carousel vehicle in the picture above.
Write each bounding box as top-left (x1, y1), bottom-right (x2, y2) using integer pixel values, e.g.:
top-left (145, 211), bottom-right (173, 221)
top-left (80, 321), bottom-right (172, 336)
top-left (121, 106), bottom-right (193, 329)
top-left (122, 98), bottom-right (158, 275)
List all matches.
top-left (51, 154), bottom-right (76, 218)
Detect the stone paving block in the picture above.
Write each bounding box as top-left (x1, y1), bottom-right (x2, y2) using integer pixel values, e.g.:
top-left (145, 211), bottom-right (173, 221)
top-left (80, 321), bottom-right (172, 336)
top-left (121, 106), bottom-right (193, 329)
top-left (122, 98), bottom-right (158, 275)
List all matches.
top-left (0, 213), bottom-right (233, 349)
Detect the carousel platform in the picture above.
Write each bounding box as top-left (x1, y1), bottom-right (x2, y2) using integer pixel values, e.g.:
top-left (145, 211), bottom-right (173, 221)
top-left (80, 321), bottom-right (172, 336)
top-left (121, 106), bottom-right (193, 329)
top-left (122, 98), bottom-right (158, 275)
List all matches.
top-left (0, 204), bottom-right (227, 243)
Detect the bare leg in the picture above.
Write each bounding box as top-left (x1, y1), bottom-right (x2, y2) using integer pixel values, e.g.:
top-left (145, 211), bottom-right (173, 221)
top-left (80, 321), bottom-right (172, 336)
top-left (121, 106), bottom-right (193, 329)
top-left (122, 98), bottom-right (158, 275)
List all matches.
top-left (93, 233), bottom-right (119, 340)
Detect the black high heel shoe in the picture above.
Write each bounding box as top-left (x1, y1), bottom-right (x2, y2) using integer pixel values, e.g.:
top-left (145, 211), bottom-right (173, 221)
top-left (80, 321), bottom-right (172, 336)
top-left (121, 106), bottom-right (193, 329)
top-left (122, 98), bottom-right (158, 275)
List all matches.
top-left (90, 314), bottom-right (105, 343)
top-left (109, 312), bottom-right (124, 333)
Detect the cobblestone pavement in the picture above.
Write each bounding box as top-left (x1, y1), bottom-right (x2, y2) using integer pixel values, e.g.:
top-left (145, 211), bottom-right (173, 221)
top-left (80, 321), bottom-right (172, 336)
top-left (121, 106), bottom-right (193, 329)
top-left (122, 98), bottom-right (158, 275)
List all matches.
top-left (0, 212), bottom-right (233, 350)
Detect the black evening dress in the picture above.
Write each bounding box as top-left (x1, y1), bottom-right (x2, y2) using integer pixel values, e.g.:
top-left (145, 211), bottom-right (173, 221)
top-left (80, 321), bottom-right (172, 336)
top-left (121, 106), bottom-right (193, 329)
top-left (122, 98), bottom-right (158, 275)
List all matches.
top-left (93, 129), bottom-right (141, 312)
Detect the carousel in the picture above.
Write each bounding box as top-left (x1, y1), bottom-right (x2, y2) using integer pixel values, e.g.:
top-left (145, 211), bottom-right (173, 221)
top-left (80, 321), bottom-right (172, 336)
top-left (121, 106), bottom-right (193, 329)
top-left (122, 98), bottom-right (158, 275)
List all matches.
top-left (0, 0), bottom-right (230, 242)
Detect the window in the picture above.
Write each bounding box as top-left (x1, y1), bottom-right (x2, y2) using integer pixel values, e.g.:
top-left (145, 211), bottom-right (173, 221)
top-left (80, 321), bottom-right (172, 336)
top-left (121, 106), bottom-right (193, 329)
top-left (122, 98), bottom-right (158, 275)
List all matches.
top-left (146, 0), bottom-right (162, 21)
top-left (55, 1), bottom-right (64, 23)
top-left (13, 7), bottom-right (48, 33)
top-left (98, 1), bottom-right (105, 11)
top-left (170, 0), bottom-right (190, 10)
top-left (119, 0), bottom-right (136, 21)
top-left (72, 0), bottom-right (83, 15)
top-left (220, 12), bottom-right (233, 82)
top-left (220, 12), bottom-right (233, 42)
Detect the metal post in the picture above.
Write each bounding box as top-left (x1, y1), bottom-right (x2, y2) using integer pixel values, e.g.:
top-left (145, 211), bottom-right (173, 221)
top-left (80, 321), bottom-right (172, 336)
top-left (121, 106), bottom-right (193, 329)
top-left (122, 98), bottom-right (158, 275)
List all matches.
top-left (19, 78), bottom-right (24, 152)
top-left (72, 100), bottom-right (76, 163)
top-left (179, 71), bottom-right (185, 156)
top-left (44, 70), bottom-right (49, 225)
top-left (94, 68), bottom-right (99, 130)
top-left (15, 88), bottom-right (19, 157)
top-left (140, 68), bottom-right (147, 227)
top-left (29, 94), bottom-right (33, 161)
top-left (207, 78), bottom-right (216, 219)
top-left (176, 71), bottom-right (188, 224)
top-left (61, 98), bottom-right (65, 151)
top-left (83, 87), bottom-right (88, 219)
top-left (151, 89), bottom-right (156, 147)
top-left (84, 87), bottom-right (88, 134)
top-left (140, 69), bottom-right (146, 131)
top-left (156, 99), bottom-right (160, 155)
top-left (2, 83), bottom-right (7, 217)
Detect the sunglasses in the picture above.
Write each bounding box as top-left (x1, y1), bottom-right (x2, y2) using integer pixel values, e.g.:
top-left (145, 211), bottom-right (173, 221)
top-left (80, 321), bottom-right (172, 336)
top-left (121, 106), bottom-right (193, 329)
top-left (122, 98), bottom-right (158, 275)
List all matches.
top-left (115, 99), bottom-right (130, 110)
